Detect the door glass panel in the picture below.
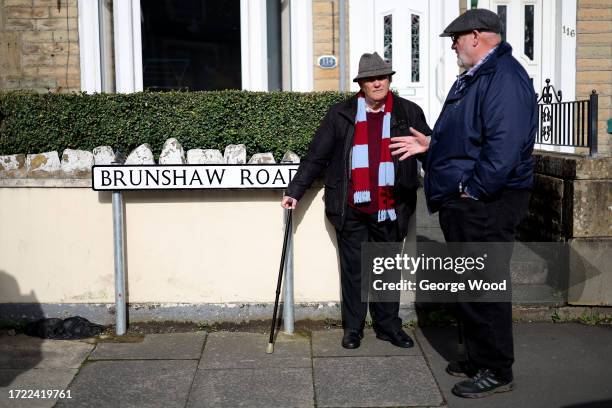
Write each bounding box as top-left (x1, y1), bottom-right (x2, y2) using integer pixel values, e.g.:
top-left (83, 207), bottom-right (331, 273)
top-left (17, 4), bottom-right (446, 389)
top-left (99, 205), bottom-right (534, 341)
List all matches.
top-left (497, 5), bottom-right (507, 42)
top-left (524, 4), bottom-right (534, 60)
top-left (383, 14), bottom-right (393, 63)
top-left (140, 0), bottom-right (241, 91)
top-left (411, 14), bottom-right (420, 82)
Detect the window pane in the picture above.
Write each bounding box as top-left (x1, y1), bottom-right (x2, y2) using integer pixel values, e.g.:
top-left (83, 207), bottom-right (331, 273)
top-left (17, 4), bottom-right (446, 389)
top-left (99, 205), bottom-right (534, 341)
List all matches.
top-left (497, 5), bottom-right (507, 42)
top-left (411, 14), bottom-right (420, 82)
top-left (141, 0), bottom-right (241, 91)
top-left (524, 4), bottom-right (534, 60)
top-left (384, 14), bottom-right (392, 64)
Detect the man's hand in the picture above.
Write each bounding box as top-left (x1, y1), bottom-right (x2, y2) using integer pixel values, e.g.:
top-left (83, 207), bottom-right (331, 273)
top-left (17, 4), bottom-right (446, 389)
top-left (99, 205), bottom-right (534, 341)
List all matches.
top-left (390, 127), bottom-right (430, 160)
top-left (281, 196), bottom-right (298, 209)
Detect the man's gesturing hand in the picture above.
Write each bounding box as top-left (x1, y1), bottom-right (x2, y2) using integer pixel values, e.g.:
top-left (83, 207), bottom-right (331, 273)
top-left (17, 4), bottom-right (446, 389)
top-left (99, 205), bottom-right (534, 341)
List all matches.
top-left (389, 127), bottom-right (430, 161)
top-left (281, 196), bottom-right (298, 209)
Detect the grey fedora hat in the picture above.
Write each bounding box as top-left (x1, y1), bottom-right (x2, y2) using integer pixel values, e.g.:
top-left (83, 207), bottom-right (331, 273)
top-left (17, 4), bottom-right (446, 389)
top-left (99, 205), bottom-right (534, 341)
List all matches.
top-left (440, 9), bottom-right (501, 37)
top-left (352, 52), bottom-right (395, 82)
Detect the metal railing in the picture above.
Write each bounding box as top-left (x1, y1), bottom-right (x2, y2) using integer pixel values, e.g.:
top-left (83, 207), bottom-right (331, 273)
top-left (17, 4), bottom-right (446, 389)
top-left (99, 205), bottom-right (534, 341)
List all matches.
top-left (535, 79), bottom-right (598, 156)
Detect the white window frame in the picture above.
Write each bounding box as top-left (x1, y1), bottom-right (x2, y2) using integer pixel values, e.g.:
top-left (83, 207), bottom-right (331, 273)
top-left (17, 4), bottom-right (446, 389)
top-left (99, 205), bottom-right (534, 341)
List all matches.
top-left (289, 0), bottom-right (313, 91)
top-left (78, 0), bottom-right (271, 92)
top-left (78, 0), bottom-right (102, 93)
top-left (113, 0), bottom-right (142, 93)
top-left (240, 0), bottom-right (268, 91)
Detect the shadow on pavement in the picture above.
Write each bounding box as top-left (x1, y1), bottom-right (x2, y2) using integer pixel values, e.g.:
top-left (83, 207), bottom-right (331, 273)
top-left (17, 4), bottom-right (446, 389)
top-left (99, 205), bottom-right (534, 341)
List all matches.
top-left (0, 270), bottom-right (44, 387)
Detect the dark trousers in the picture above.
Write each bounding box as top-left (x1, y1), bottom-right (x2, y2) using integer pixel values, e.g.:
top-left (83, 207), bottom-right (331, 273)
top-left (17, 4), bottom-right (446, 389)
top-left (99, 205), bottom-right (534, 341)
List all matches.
top-left (438, 189), bottom-right (530, 382)
top-left (336, 206), bottom-right (403, 334)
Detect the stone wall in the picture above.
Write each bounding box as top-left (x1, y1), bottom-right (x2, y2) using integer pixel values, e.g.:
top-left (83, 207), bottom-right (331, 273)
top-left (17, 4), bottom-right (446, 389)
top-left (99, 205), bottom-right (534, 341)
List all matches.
top-left (312, 0), bottom-right (348, 91)
top-left (0, 139), bottom-right (300, 179)
top-left (576, 0), bottom-right (611, 156)
top-left (521, 151), bottom-right (611, 306)
top-left (0, 0), bottom-right (79, 93)
top-left (522, 152), bottom-right (611, 241)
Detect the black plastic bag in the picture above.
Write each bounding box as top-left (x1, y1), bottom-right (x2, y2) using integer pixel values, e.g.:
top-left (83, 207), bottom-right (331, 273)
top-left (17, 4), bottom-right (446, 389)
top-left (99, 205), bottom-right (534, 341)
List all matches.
top-left (25, 316), bottom-right (105, 339)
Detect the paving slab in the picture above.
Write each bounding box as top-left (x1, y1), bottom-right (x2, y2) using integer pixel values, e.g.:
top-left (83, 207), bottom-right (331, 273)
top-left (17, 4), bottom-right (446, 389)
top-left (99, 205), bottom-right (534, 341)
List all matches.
top-left (416, 323), bottom-right (612, 408)
top-left (89, 332), bottom-right (206, 360)
top-left (0, 336), bottom-right (93, 369)
top-left (312, 329), bottom-right (422, 357)
top-left (313, 356), bottom-right (444, 407)
top-left (56, 360), bottom-right (198, 408)
top-left (199, 332), bottom-right (310, 369)
top-left (187, 367), bottom-right (314, 408)
top-left (0, 369), bottom-right (78, 408)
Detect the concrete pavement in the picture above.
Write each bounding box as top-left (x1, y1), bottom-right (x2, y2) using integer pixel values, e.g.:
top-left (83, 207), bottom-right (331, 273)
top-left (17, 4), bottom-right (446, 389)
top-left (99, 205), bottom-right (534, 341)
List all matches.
top-left (1, 323), bottom-right (612, 407)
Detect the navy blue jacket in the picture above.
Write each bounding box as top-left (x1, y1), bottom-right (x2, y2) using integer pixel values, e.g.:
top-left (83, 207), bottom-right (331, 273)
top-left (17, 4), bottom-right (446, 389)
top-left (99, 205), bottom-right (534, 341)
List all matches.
top-left (424, 42), bottom-right (536, 213)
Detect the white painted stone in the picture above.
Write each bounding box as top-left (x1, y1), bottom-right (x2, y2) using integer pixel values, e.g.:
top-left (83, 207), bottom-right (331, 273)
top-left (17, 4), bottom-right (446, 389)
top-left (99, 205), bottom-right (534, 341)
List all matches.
top-left (281, 151), bottom-right (300, 163)
top-left (125, 144), bottom-right (155, 165)
top-left (26, 151), bottom-right (61, 177)
top-left (159, 138), bottom-right (186, 164)
top-left (186, 149), bottom-right (224, 164)
top-left (0, 154), bottom-right (27, 178)
top-left (61, 149), bottom-right (94, 176)
top-left (93, 146), bottom-right (116, 165)
top-left (223, 144), bottom-right (247, 164)
top-left (248, 152), bottom-right (276, 164)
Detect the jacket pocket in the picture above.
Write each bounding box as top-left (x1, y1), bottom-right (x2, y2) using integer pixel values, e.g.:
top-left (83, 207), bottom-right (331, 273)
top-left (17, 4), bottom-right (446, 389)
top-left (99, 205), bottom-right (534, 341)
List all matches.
top-left (323, 181), bottom-right (341, 216)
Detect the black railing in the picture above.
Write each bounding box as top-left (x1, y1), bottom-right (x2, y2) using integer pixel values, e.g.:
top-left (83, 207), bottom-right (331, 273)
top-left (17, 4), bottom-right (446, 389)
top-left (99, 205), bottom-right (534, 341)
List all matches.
top-left (536, 79), bottom-right (598, 156)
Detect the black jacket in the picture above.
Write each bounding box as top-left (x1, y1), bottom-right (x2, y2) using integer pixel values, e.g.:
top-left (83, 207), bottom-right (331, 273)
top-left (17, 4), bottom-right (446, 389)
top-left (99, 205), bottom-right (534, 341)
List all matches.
top-left (285, 93), bottom-right (432, 238)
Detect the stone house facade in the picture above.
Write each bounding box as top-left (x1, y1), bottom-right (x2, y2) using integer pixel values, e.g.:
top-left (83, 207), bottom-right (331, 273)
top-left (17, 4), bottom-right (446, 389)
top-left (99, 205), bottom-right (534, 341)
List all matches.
top-left (0, 0), bottom-right (609, 154)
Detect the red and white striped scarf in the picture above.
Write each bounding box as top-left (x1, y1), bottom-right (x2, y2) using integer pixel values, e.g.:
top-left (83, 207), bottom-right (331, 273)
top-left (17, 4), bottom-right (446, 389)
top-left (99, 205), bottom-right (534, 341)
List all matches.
top-left (351, 91), bottom-right (396, 222)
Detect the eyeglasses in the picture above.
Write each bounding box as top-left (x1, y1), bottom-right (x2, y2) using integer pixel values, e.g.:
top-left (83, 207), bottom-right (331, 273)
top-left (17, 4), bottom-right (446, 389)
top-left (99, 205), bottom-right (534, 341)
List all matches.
top-left (451, 30), bottom-right (487, 44)
top-left (451, 32), bottom-right (471, 44)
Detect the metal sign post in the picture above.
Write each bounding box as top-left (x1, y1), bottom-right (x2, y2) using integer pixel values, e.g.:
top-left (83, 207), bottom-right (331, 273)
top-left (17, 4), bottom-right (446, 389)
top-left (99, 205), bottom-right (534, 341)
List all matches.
top-left (112, 189), bottom-right (127, 336)
top-left (94, 163), bottom-right (300, 336)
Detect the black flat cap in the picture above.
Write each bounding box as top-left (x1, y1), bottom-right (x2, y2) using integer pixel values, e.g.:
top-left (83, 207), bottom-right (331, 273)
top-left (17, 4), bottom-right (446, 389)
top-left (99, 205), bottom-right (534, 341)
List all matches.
top-left (440, 9), bottom-right (501, 37)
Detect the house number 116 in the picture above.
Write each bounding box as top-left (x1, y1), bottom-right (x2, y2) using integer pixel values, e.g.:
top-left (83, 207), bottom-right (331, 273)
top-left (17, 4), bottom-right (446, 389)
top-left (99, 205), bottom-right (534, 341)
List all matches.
top-left (562, 25), bottom-right (576, 38)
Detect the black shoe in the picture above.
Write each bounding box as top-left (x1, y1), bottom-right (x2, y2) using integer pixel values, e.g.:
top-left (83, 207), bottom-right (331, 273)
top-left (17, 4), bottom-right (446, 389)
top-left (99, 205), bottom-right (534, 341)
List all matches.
top-left (376, 328), bottom-right (414, 348)
top-left (341, 329), bottom-right (362, 349)
top-left (446, 361), bottom-right (477, 378)
top-left (452, 369), bottom-right (514, 398)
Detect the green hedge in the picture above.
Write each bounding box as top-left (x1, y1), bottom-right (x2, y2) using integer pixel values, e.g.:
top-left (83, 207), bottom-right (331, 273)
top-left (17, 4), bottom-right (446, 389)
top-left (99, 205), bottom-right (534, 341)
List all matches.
top-left (0, 90), bottom-right (350, 160)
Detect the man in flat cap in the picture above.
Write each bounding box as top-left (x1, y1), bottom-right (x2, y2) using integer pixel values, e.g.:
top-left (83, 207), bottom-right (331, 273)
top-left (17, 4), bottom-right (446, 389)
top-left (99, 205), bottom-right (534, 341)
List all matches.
top-left (282, 52), bottom-right (431, 349)
top-left (390, 9), bottom-right (536, 398)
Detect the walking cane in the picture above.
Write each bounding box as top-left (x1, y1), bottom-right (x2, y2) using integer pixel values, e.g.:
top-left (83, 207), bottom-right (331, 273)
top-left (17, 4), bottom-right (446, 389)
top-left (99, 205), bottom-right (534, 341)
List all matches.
top-left (266, 208), bottom-right (293, 354)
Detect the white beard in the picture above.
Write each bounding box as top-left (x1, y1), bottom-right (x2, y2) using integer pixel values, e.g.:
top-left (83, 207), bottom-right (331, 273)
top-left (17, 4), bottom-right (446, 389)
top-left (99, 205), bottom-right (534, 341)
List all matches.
top-left (456, 55), bottom-right (469, 69)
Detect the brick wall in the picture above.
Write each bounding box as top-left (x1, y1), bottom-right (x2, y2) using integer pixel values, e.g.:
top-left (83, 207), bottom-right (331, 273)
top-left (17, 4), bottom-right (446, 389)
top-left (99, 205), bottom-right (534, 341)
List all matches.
top-left (312, 0), bottom-right (347, 91)
top-left (577, 0), bottom-right (612, 156)
top-left (0, 0), bottom-right (80, 93)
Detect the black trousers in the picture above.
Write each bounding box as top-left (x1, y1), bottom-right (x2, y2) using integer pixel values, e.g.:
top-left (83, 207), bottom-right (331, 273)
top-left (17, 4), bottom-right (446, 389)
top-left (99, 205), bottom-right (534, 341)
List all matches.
top-left (336, 206), bottom-right (403, 334)
top-left (438, 189), bottom-right (530, 382)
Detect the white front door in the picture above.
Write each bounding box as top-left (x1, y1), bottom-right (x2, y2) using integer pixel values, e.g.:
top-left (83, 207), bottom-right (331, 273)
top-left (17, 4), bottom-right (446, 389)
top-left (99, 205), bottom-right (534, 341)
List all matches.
top-left (349, 0), bottom-right (459, 125)
top-left (476, 0), bottom-right (543, 92)
top-left (372, 0), bottom-right (429, 113)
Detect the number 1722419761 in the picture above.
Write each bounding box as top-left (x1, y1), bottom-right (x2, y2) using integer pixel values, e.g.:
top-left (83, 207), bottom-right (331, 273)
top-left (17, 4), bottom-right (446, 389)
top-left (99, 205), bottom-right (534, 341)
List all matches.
top-left (8, 389), bottom-right (72, 399)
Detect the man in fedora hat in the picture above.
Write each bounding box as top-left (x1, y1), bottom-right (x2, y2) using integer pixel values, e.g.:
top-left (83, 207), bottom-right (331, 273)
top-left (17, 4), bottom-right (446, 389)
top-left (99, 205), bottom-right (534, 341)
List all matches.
top-left (390, 8), bottom-right (536, 398)
top-left (281, 52), bottom-right (431, 349)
